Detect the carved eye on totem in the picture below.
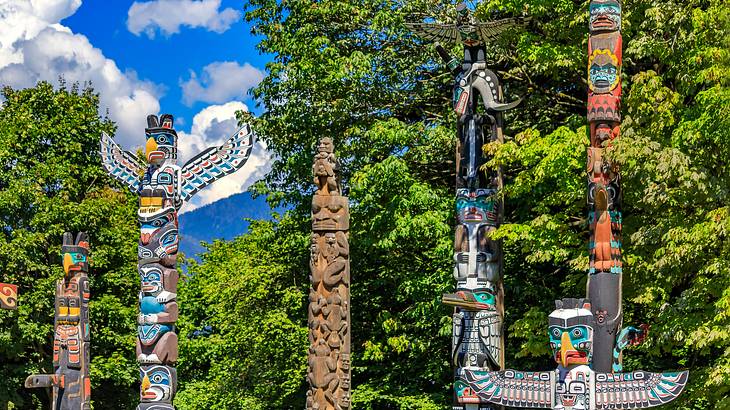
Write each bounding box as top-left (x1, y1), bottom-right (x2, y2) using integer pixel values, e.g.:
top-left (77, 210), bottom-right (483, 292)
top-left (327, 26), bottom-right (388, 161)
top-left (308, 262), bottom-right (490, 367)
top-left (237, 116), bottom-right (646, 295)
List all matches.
top-left (550, 327), bottom-right (562, 340)
top-left (150, 371), bottom-right (169, 384)
top-left (572, 328), bottom-right (584, 338)
top-left (160, 231), bottom-right (178, 247)
top-left (144, 272), bottom-right (162, 282)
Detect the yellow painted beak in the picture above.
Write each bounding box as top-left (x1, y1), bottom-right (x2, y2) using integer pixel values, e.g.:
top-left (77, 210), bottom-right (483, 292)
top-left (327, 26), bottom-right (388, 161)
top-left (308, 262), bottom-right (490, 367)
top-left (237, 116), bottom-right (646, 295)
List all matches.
top-left (145, 138), bottom-right (158, 157)
top-left (63, 253), bottom-right (73, 274)
top-left (560, 332), bottom-right (575, 367)
top-left (141, 375), bottom-right (151, 392)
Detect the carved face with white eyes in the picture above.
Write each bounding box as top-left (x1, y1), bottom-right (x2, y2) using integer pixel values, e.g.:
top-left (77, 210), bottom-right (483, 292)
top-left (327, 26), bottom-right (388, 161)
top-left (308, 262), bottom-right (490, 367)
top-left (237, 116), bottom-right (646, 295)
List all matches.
top-left (548, 299), bottom-right (594, 368)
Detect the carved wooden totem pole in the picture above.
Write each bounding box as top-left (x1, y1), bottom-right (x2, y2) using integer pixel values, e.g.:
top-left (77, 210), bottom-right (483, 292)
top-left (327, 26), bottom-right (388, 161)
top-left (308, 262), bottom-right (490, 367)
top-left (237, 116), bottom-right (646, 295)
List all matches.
top-left (26, 232), bottom-right (91, 410)
top-left (455, 298), bottom-right (687, 408)
top-left (100, 114), bottom-right (254, 409)
top-left (307, 137), bottom-right (351, 410)
top-left (451, 2), bottom-right (689, 408)
top-left (0, 282), bottom-right (18, 310)
top-left (407, 3), bottom-right (524, 409)
top-left (585, 0), bottom-right (625, 374)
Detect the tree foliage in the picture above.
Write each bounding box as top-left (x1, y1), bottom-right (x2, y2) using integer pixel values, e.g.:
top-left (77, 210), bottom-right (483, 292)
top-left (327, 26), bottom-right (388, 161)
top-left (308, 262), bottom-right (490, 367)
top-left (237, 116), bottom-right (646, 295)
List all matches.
top-left (0, 82), bottom-right (139, 409)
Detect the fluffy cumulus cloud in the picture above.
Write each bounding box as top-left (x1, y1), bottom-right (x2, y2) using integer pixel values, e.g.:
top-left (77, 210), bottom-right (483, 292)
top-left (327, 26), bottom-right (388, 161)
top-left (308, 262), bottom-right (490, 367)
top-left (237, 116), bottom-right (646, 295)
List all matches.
top-left (127, 0), bottom-right (241, 38)
top-left (180, 61), bottom-right (265, 106)
top-left (178, 101), bottom-right (271, 213)
top-left (0, 0), bottom-right (160, 147)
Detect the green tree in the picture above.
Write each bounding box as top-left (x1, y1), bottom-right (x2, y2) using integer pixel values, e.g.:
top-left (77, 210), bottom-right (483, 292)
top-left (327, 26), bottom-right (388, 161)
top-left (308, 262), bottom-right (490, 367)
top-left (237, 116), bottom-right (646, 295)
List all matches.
top-left (0, 82), bottom-right (139, 409)
top-left (179, 0), bottom-right (728, 408)
top-left (175, 218), bottom-right (309, 409)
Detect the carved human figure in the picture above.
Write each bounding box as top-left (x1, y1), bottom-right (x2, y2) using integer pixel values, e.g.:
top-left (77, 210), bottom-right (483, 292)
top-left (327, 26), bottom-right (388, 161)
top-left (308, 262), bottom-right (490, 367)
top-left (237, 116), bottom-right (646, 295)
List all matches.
top-left (313, 137), bottom-right (339, 195)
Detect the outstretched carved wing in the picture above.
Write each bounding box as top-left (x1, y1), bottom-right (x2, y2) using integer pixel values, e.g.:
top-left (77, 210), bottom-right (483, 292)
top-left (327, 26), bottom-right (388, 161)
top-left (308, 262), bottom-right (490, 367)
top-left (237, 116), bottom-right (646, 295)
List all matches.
top-left (476, 17), bottom-right (529, 42)
top-left (179, 123), bottom-right (255, 202)
top-left (456, 369), bottom-right (553, 408)
top-left (595, 371), bottom-right (689, 408)
top-left (100, 132), bottom-right (144, 193)
top-left (405, 22), bottom-right (460, 43)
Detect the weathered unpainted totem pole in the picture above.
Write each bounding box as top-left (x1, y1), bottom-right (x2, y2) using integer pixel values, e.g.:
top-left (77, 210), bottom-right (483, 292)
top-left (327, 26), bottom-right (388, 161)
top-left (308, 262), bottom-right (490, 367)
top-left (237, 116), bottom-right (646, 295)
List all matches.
top-left (26, 232), bottom-right (91, 410)
top-left (407, 3), bottom-right (523, 409)
top-left (0, 282), bottom-right (18, 310)
top-left (307, 137), bottom-right (351, 410)
top-left (451, 1), bottom-right (689, 408)
top-left (100, 114), bottom-right (254, 409)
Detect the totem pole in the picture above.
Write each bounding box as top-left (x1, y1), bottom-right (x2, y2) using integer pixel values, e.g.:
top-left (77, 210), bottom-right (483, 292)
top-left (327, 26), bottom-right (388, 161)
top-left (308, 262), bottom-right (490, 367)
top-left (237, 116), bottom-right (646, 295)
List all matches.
top-left (307, 137), bottom-right (351, 410)
top-left (586, 0), bottom-right (624, 373)
top-left (455, 298), bottom-right (688, 408)
top-left (100, 114), bottom-right (255, 409)
top-left (450, 1), bottom-right (689, 408)
top-left (407, 3), bottom-right (523, 409)
top-left (26, 232), bottom-right (91, 410)
top-left (0, 282), bottom-right (18, 310)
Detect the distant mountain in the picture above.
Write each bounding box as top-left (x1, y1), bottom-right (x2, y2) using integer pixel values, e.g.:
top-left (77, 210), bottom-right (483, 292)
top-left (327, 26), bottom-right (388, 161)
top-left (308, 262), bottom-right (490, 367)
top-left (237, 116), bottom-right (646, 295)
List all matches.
top-left (178, 192), bottom-right (273, 259)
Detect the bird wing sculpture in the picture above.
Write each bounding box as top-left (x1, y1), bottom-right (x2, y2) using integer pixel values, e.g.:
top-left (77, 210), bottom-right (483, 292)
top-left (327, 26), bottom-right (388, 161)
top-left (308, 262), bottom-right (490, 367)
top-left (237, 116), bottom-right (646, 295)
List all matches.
top-left (404, 22), bottom-right (461, 43)
top-left (594, 371), bottom-right (689, 408)
top-left (100, 132), bottom-right (145, 193)
top-left (179, 123), bottom-right (255, 202)
top-left (475, 17), bottom-right (526, 42)
top-left (456, 369), bottom-right (554, 408)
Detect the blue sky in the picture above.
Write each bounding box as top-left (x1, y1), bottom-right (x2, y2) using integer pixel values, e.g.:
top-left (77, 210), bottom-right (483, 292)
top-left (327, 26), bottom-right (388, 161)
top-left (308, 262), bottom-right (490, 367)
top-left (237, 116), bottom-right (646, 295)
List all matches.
top-left (0, 0), bottom-right (272, 211)
top-left (63, 0), bottom-right (269, 124)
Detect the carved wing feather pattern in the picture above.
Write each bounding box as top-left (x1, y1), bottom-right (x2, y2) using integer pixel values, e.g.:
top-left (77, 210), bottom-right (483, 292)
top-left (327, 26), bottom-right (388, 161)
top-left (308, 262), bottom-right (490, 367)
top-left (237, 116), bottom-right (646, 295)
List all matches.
top-left (405, 22), bottom-right (460, 43)
top-left (99, 132), bottom-right (144, 193)
top-left (179, 123), bottom-right (255, 202)
top-left (476, 17), bottom-right (528, 42)
top-left (595, 371), bottom-right (689, 409)
top-left (457, 369), bottom-right (553, 408)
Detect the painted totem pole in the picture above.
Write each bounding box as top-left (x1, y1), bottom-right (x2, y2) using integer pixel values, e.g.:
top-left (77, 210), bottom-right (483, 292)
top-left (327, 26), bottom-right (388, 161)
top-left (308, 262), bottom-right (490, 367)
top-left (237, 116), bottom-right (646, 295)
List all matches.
top-left (0, 282), bottom-right (18, 310)
top-left (307, 137), bottom-right (351, 410)
top-left (450, 1), bottom-right (689, 408)
top-left (100, 114), bottom-right (254, 409)
top-left (586, 0), bottom-right (624, 373)
top-left (407, 3), bottom-right (523, 409)
top-left (26, 232), bottom-right (91, 410)
top-left (454, 298), bottom-right (688, 408)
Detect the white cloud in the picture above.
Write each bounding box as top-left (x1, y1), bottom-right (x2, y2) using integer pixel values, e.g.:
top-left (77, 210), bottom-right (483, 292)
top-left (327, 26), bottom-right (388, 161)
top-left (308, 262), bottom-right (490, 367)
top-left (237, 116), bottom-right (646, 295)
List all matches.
top-left (0, 0), bottom-right (161, 148)
top-left (178, 101), bottom-right (271, 213)
top-left (180, 61), bottom-right (264, 106)
top-left (127, 0), bottom-right (241, 38)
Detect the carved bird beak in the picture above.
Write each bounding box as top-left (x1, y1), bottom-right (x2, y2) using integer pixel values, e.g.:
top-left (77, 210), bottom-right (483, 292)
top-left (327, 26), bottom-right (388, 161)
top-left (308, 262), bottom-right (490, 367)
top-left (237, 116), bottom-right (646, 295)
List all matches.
top-left (141, 375), bottom-right (151, 393)
top-left (560, 332), bottom-right (575, 367)
top-left (146, 138), bottom-right (163, 163)
top-left (63, 253), bottom-right (73, 274)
